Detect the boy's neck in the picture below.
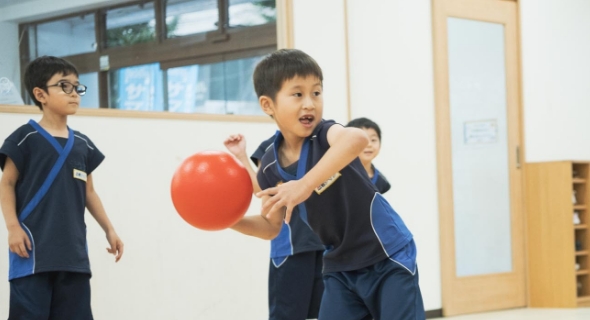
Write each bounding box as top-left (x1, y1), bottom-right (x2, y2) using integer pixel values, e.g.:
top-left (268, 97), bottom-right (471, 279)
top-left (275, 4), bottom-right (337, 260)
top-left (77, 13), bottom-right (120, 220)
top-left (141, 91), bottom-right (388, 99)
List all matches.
top-left (278, 134), bottom-right (305, 167)
top-left (362, 161), bottom-right (374, 178)
top-left (38, 114), bottom-right (69, 138)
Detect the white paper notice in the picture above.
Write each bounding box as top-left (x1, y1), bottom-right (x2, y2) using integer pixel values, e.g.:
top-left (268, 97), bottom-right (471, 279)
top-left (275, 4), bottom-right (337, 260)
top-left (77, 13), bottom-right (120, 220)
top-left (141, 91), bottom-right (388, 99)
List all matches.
top-left (464, 119), bottom-right (498, 145)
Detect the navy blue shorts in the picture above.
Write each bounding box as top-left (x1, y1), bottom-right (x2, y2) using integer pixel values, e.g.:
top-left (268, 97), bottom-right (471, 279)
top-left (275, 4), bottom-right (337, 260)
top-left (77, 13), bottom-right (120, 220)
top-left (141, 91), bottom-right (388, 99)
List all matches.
top-left (319, 259), bottom-right (424, 320)
top-left (9, 271), bottom-right (93, 320)
top-left (269, 250), bottom-right (324, 320)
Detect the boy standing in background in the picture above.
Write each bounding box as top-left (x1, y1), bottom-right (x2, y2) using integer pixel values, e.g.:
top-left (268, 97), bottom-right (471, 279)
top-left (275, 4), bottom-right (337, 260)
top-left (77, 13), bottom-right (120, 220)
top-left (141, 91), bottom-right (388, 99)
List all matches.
top-left (346, 117), bottom-right (391, 194)
top-left (0, 56), bottom-right (124, 319)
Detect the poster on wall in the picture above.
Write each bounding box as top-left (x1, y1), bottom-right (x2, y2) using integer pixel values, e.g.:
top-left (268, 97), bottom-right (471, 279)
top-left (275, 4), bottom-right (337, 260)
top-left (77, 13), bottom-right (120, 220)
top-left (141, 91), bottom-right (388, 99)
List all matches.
top-left (115, 64), bottom-right (163, 111)
top-left (464, 119), bottom-right (498, 145)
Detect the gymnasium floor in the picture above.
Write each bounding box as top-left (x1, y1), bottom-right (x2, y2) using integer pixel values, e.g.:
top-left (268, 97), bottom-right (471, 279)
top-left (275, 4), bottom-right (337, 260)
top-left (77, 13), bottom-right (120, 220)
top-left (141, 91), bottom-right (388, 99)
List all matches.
top-left (432, 308), bottom-right (590, 319)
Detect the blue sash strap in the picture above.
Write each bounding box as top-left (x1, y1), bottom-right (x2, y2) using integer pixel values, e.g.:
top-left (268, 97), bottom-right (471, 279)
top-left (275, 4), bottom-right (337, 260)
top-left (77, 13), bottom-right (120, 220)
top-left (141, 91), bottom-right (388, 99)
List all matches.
top-left (19, 120), bottom-right (74, 222)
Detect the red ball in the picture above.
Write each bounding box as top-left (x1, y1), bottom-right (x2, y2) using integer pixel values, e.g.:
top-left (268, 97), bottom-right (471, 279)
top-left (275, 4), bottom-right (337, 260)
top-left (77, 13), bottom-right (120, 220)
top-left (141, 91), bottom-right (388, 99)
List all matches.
top-left (171, 151), bottom-right (253, 231)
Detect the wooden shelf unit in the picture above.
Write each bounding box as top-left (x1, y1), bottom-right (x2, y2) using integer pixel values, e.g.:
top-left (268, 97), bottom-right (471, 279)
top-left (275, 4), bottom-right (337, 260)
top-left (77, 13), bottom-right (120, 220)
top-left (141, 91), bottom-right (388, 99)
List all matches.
top-left (525, 161), bottom-right (590, 308)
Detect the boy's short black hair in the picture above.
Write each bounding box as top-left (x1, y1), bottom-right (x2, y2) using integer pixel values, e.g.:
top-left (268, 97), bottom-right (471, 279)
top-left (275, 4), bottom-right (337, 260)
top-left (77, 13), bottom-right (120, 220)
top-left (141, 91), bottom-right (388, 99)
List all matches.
top-left (253, 49), bottom-right (323, 101)
top-left (346, 117), bottom-right (382, 141)
top-left (24, 56), bottom-right (79, 110)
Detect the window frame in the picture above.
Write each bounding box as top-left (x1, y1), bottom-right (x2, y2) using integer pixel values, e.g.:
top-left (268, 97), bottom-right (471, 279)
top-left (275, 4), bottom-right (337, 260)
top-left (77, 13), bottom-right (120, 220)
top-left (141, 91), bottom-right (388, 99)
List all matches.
top-left (18, 0), bottom-right (277, 121)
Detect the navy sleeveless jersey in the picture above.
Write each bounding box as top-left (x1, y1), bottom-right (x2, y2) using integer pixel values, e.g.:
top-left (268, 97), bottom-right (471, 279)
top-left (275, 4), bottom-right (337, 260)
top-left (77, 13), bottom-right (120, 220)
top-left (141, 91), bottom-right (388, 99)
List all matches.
top-left (371, 164), bottom-right (391, 194)
top-left (258, 120), bottom-right (413, 273)
top-left (253, 135), bottom-right (324, 266)
top-left (0, 121), bottom-right (104, 280)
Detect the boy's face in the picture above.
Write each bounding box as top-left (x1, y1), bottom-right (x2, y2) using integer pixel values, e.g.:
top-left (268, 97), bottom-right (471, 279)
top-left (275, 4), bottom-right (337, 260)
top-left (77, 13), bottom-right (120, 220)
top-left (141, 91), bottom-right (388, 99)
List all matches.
top-left (260, 76), bottom-right (323, 139)
top-left (359, 127), bottom-right (381, 165)
top-left (33, 72), bottom-right (81, 115)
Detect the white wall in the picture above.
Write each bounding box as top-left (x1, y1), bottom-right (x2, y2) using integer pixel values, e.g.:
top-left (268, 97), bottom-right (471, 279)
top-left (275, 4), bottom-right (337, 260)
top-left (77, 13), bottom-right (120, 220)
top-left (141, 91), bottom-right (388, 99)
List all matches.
top-left (345, 0), bottom-right (441, 310)
top-left (0, 113), bottom-right (277, 319)
top-left (291, 0), bottom-right (349, 124)
top-left (520, 0), bottom-right (590, 162)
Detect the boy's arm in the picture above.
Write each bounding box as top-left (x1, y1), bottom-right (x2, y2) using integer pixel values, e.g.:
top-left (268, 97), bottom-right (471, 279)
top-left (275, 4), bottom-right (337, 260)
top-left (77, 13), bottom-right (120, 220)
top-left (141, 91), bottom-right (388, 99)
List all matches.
top-left (0, 157), bottom-right (31, 258)
top-left (259, 125), bottom-right (369, 223)
top-left (224, 134), bottom-right (262, 194)
top-left (86, 174), bottom-right (124, 262)
top-left (230, 195), bottom-right (283, 240)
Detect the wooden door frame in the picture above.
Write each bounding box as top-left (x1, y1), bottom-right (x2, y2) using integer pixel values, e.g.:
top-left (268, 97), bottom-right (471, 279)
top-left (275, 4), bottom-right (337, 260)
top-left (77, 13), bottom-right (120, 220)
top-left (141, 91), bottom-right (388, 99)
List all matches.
top-left (432, 0), bottom-right (527, 315)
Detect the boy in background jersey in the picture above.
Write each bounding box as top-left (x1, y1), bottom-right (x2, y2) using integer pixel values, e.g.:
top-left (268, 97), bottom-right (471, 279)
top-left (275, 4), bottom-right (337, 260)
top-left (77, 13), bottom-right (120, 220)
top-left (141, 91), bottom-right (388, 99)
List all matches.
top-left (0, 56), bottom-right (124, 319)
top-left (230, 49), bottom-right (424, 320)
top-left (346, 117), bottom-right (391, 194)
top-left (225, 134), bottom-right (324, 320)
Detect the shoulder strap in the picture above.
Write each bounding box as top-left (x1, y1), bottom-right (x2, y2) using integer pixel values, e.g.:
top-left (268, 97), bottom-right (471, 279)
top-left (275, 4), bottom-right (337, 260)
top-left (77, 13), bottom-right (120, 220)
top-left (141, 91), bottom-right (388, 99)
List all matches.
top-left (18, 121), bottom-right (74, 222)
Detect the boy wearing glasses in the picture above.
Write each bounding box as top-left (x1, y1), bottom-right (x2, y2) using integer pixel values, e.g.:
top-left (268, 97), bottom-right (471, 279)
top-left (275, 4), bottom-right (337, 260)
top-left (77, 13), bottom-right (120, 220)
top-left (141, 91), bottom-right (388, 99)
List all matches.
top-left (0, 56), bottom-right (124, 319)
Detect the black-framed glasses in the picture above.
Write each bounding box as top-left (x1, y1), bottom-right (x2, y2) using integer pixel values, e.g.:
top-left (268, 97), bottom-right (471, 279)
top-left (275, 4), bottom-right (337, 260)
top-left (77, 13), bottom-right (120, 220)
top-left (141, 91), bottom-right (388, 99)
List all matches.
top-left (45, 81), bottom-right (87, 96)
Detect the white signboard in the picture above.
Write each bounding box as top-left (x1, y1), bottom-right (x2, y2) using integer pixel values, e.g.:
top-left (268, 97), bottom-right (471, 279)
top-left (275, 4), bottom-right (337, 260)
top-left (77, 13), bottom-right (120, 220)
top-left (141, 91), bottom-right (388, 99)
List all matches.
top-left (464, 119), bottom-right (498, 145)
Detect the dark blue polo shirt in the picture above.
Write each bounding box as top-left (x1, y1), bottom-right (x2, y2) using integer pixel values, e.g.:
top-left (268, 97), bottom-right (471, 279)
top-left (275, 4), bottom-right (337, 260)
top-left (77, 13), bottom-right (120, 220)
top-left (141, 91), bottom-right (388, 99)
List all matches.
top-left (258, 120), bottom-right (413, 273)
top-left (0, 120), bottom-right (104, 280)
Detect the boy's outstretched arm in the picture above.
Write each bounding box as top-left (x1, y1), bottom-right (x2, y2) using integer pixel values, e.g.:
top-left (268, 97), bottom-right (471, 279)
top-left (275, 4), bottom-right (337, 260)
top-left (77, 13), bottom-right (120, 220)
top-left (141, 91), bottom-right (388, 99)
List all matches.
top-left (0, 157), bottom-right (31, 258)
top-left (86, 174), bottom-right (124, 262)
top-left (230, 195), bottom-right (283, 240)
top-left (259, 125), bottom-right (369, 223)
top-left (224, 134), bottom-right (262, 194)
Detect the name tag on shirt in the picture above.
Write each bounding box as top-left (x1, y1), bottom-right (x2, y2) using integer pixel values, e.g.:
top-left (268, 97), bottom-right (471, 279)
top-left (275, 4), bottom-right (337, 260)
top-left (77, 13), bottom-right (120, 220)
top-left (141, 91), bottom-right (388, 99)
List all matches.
top-left (315, 172), bottom-right (341, 194)
top-left (73, 169), bottom-right (87, 182)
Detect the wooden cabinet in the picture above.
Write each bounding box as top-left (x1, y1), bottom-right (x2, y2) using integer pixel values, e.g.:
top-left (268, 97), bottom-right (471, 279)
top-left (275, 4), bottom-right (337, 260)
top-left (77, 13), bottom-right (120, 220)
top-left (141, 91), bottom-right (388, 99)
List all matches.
top-left (525, 161), bottom-right (590, 307)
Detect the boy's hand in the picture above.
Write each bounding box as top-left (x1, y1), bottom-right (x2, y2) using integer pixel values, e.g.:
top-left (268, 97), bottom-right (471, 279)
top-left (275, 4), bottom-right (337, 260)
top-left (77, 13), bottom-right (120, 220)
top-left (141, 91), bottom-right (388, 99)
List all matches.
top-left (224, 134), bottom-right (247, 159)
top-left (8, 225), bottom-right (32, 258)
top-left (257, 180), bottom-right (314, 223)
top-left (105, 230), bottom-right (124, 262)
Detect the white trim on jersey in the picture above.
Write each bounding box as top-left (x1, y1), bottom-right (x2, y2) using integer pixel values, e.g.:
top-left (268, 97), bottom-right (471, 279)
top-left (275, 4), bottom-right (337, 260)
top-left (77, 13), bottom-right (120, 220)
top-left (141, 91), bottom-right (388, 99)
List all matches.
top-left (264, 142), bottom-right (273, 152)
top-left (389, 258), bottom-right (417, 276)
top-left (74, 135), bottom-right (94, 150)
top-left (272, 255), bottom-right (290, 268)
top-left (369, 193), bottom-right (416, 276)
top-left (18, 131), bottom-right (38, 146)
top-left (263, 160), bottom-right (277, 174)
top-left (21, 223), bottom-right (36, 275)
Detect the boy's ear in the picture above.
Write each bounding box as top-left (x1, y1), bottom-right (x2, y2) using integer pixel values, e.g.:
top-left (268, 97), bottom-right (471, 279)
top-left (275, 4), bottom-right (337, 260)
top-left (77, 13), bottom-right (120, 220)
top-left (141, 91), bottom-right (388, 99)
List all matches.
top-left (33, 87), bottom-right (47, 104)
top-left (259, 95), bottom-right (274, 117)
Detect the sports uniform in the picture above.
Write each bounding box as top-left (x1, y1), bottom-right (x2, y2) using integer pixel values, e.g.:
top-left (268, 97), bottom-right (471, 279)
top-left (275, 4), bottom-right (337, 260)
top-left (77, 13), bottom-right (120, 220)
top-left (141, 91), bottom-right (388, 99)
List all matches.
top-left (257, 120), bottom-right (424, 320)
top-left (252, 136), bottom-right (324, 320)
top-left (1, 120), bottom-right (104, 319)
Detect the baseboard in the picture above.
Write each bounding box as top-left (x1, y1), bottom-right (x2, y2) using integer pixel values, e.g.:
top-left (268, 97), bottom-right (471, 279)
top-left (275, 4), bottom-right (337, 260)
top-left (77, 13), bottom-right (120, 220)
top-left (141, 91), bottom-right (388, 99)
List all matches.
top-left (425, 308), bottom-right (443, 319)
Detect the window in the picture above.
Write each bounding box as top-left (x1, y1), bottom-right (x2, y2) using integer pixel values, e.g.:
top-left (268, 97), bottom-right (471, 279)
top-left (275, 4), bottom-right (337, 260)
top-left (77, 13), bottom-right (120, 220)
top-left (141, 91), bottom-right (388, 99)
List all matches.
top-left (229, 0), bottom-right (276, 27)
top-left (19, 0), bottom-right (277, 116)
top-left (32, 14), bottom-right (96, 58)
top-left (166, 54), bottom-right (264, 114)
top-left (106, 3), bottom-right (157, 48)
top-left (109, 63), bottom-right (164, 111)
top-left (166, 0), bottom-right (218, 38)
top-left (78, 73), bottom-right (99, 108)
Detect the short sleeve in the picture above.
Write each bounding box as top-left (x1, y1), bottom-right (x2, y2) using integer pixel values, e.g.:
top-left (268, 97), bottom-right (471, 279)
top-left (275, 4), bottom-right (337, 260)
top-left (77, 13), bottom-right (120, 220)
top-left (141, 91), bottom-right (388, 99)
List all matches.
top-left (315, 120), bottom-right (340, 150)
top-left (83, 136), bottom-right (105, 174)
top-left (378, 175), bottom-right (391, 194)
top-left (250, 135), bottom-right (275, 166)
top-left (257, 164), bottom-right (272, 190)
top-left (0, 136), bottom-right (25, 173)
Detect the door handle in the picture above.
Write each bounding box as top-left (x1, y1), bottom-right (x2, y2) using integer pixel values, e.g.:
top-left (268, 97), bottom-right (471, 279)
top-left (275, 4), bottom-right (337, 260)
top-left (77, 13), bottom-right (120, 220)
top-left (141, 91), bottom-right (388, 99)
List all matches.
top-left (516, 145), bottom-right (521, 169)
